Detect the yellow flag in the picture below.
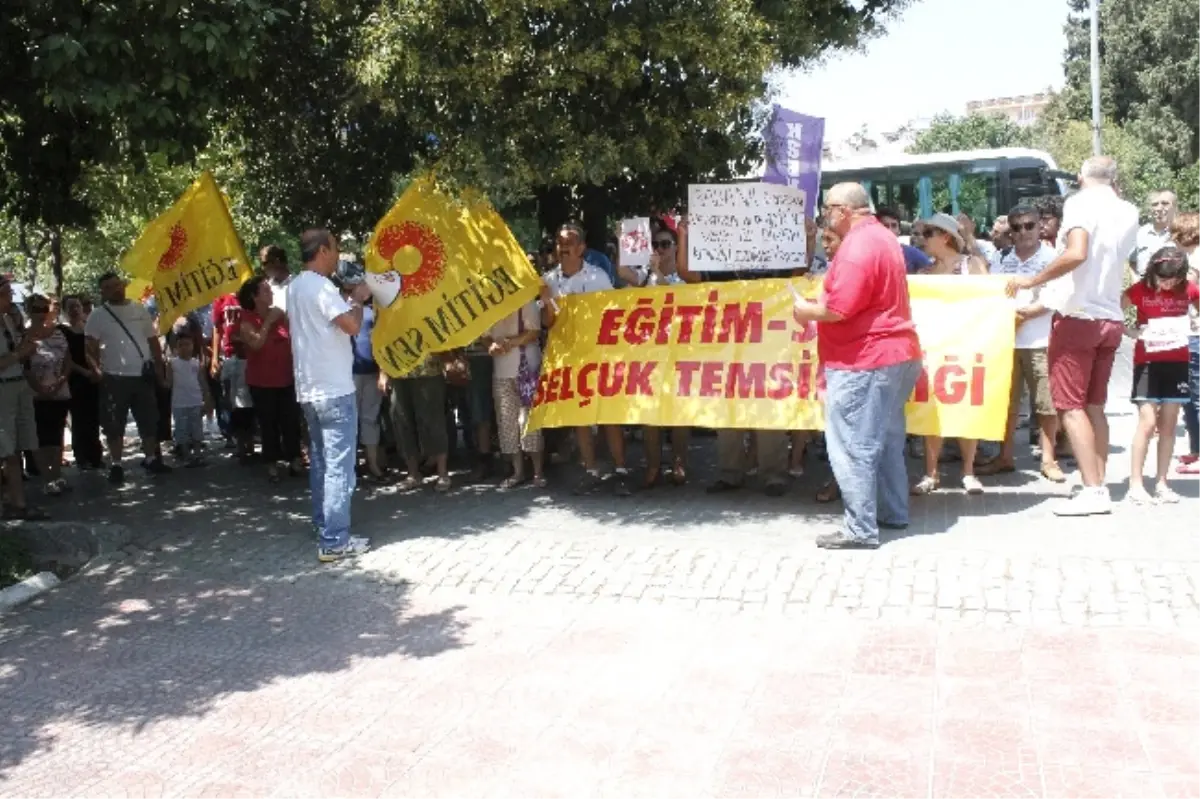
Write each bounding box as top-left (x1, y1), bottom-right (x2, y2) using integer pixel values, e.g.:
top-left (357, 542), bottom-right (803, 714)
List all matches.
top-left (365, 177), bottom-right (542, 377)
top-left (120, 171), bottom-right (253, 333)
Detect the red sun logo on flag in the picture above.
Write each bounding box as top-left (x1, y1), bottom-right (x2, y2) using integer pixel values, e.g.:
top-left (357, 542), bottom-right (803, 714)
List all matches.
top-left (374, 222), bottom-right (445, 297)
top-left (157, 224), bottom-right (189, 273)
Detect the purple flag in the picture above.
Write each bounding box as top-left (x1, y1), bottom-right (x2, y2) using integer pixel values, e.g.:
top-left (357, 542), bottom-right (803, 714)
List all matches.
top-left (762, 105), bottom-right (825, 218)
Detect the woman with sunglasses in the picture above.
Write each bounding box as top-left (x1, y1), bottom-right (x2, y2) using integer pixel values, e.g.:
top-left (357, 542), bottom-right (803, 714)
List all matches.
top-left (616, 221), bottom-right (695, 487)
top-left (24, 295), bottom-right (73, 496)
top-left (911, 213), bottom-right (989, 496)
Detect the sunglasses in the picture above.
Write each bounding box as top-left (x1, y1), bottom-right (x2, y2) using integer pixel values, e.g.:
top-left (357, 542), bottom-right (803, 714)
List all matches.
top-left (652, 239), bottom-right (675, 250)
top-left (1010, 221), bottom-right (1038, 232)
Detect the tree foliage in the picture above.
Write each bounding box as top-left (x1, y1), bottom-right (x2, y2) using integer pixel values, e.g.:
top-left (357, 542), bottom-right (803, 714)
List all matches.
top-left (908, 114), bottom-right (1032, 155)
top-left (2, 0), bottom-right (912, 286)
top-left (354, 0), bottom-right (908, 234)
top-left (0, 0), bottom-right (289, 228)
top-left (1058, 0), bottom-right (1198, 171)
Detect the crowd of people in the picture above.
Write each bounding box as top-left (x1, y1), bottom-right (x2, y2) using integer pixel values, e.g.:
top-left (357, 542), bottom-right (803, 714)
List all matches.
top-left (0, 156), bottom-right (1194, 558)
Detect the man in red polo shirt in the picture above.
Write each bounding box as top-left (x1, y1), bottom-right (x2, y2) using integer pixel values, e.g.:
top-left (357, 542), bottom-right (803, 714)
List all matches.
top-left (793, 183), bottom-right (923, 549)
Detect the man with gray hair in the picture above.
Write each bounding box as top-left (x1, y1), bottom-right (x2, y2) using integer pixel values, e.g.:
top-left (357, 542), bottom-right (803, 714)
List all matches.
top-left (1007, 156), bottom-right (1139, 517)
top-left (793, 182), bottom-right (923, 549)
top-left (1131, 189), bottom-right (1177, 278)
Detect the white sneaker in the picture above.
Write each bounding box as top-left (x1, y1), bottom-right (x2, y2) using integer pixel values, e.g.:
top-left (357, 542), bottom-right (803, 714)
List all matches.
top-left (1126, 487), bottom-right (1155, 506)
top-left (962, 475), bottom-right (985, 495)
top-left (348, 536), bottom-right (371, 551)
top-left (1054, 486), bottom-right (1112, 517)
top-left (1154, 484), bottom-right (1181, 504)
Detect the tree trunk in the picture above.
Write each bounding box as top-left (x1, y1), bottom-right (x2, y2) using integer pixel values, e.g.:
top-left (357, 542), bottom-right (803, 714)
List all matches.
top-left (535, 184), bottom-right (570, 241)
top-left (49, 228), bottom-right (64, 298)
top-left (16, 222), bottom-right (49, 289)
top-left (578, 183), bottom-right (610, 252)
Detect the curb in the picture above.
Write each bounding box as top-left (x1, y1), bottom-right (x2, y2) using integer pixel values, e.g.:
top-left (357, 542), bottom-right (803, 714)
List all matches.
top-left (0, 572), bottom-right (61, 613)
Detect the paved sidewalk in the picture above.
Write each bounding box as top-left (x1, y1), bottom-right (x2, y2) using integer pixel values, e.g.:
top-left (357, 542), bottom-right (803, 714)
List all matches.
top-left (0, 345), bottom-right (1196, 797)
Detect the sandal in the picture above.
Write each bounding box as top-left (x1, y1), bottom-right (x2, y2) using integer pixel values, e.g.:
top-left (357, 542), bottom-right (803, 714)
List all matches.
top-left (910, 476), bottom-right (939, 496)
top-left (500, 474), bottom-right (527, 491)
top-left (531, 475), bottom-right (547, 489)
top-left (670, 464), bottom-right (687, 486)
top-left (975, 458), bottom-right (1015, 476)
top-left (4, 505), bottom-right (49, 521)
top-left (434, 476), bottom-right (452, 493)
top-left (815, 479), bottom-right (841, 504)
top-left (396, 476), bottom-right (422, 492)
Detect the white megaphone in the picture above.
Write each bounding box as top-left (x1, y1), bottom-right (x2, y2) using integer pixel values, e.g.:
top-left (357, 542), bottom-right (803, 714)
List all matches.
top-left (364, 270), bottom-right (403, 309)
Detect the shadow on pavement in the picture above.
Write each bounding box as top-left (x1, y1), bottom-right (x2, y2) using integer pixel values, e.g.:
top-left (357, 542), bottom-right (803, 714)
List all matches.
top-left (0, 510), bottom-right (469, 777)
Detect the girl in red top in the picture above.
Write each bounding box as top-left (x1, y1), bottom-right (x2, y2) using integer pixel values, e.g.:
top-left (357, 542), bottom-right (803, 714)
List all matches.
top-left (1122, 246), bottom-right (1199, 505)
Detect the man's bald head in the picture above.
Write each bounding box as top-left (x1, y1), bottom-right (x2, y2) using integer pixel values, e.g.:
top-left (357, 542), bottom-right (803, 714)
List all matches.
top-left (826, 183), bottom-right (872, 210)
top-left (823, 182), bottom-right (873, 237)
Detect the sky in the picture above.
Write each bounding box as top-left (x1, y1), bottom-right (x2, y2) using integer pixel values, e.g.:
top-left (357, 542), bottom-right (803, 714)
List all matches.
top-left (774, 0), bottom-right (1072, 142)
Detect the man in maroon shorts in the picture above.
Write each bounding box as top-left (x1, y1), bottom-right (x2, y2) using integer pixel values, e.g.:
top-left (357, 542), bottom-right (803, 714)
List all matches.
top-left (1008, 156), bottom-right (1138, 516)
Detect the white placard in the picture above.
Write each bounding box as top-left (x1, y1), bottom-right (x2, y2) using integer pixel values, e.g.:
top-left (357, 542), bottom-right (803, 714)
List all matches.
top-left (1142, 315), bottom-right (1190, 353)
top-left (619, 218), bottom-right (651, 268)
top-left (687, 182), bottom-right (807, 273)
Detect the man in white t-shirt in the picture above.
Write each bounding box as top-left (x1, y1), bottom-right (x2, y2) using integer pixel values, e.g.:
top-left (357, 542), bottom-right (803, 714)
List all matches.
top-left (288, 229), bottom-right (373, 562)
top-left (1008, 156), bottom-right (1139, 517)
top-left (541, 223), bottom-right (632, 496)
top-left (1130, 189), bottom-right (1177, 279)
top-left (85, 271), bottom-right (172, 485)
top-left (979, 205), bottom-right (1064, 482)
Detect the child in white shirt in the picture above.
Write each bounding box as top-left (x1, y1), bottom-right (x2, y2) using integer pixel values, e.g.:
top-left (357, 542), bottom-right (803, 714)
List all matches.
top-left (166, 332), bottom-right (213, 466)
top-left (219, 341), bottom-right (255, 462)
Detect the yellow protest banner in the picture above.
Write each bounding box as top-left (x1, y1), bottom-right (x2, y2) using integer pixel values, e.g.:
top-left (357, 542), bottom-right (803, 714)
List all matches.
top-left (120, 171), bottom-right (252, 333)
top-left (527, 276), bottom-right (1014, 441)
top-left (365, 178), bottom-right (542, 377)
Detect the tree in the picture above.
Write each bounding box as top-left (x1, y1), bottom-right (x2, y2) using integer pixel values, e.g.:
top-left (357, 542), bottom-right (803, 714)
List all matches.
top-left (353, 0), bottom-right (910, 244)
top-left (908, 114), bottom-right (1032, 155)
top-left (0, 0), bottom-right (289, 279)
top-left (1036, 118), bottom-right (1178, 211)
top-left (1058, 0), bottom-right (1198, 170)
top-left (228, 1), bottom-right (426, 237)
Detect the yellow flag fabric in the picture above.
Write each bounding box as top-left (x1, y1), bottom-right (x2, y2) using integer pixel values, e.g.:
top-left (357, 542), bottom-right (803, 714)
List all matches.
top-left (120, 171), bottom-right (252, 334)
top-left (365, 178), bottom-right (541, 377)
top-left (527, 276), bottom-right (1015, 440)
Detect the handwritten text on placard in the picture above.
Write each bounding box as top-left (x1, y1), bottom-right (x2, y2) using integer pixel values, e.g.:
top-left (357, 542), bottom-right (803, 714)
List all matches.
top-left (687, 182), bottom-right (807, 273)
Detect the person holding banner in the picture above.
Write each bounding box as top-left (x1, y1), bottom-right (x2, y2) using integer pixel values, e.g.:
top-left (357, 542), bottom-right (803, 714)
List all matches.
top-left (791, 184), bottom-right (923, 550)
top-left (543, 223), bottom-right (632, 496)
top-left (617, 220), bottom-right (694, 487)
top-left (910, 213), bottom-right (989, 496)
top-left (1121, 247), bottom-right (1195, 505)
top-left (675, 219), bottom-right (793, 497)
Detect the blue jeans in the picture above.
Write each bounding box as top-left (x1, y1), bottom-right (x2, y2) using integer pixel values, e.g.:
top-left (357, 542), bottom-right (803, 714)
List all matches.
top-left (825, 359), bottom-right (922, 542)
top-left (301, 393), bottom-right (358, 550)
top-left (1186, 337), bottom-right (1199, 456)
